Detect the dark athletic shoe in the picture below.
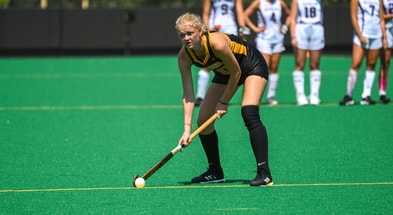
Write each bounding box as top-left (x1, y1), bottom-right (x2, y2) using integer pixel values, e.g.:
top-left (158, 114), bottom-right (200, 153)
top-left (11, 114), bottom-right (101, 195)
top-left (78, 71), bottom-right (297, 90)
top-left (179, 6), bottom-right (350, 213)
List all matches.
top-left (250, 169), bottom-right (273, 186)
top-left (360, 96), bottom-right (376, 105)
top-left (380, 95), bottom-right (391, 104)
top-left (191, 169), bottom-right (225, 183)
top-left (339, 95), bottom-right (355, 106)
top-left (195, 97), bottom-right (203, 107)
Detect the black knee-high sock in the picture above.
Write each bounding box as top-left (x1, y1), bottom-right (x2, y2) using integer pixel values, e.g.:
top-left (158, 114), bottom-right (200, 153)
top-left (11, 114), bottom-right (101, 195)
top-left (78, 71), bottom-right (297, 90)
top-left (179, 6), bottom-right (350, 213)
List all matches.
top-left (199, 130), bottom-right (222, 171)
top-left (241, 105), bottom-right (270, 173)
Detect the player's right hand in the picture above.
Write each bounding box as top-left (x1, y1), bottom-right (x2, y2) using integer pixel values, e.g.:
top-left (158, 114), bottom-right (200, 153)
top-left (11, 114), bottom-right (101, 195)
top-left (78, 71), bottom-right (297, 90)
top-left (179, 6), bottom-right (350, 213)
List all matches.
top-left (254, 26), bottom-right (266, 33)
top-left (179, 132), bottom-right (191, 147)
top-left (360, 35), bottom-right (367, 44)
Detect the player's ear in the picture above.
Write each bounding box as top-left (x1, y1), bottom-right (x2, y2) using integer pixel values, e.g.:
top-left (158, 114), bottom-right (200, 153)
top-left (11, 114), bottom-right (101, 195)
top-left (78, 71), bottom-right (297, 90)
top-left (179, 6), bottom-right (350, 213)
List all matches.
top-left (198, 27), bottom-right (204, 36)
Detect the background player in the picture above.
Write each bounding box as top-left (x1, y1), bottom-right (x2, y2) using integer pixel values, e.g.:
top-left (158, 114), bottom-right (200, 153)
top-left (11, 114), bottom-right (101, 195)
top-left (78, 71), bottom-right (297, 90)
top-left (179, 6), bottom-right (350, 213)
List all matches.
top-left (378, 0), bottom-right (393, 104)
top-left (244, 0), bottom-right (291, 105)
top-left (290, 0), bottom-right (325, 106)
top-left (339, 0), bottom-right (388, 105)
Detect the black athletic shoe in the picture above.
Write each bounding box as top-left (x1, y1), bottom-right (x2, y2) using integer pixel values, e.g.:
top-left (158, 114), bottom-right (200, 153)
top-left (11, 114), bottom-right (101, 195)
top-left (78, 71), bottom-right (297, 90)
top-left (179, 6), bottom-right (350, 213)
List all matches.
top-left (380, 95), bottom-right (391, 104)
top-left (195, 97), bottom-right (203, 107)
top-left (191, 168), bottom-right (225, 183)
top-left (339, 95), bottom-right (355, 106)
top-left (250, 169), bottom-right (273, 186)
top-left (360, 96), bottom-right (376, 105)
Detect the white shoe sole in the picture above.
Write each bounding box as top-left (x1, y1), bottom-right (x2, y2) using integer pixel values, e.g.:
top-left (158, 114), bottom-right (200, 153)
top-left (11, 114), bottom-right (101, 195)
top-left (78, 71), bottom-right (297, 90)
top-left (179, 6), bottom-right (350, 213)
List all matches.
top-left (297, 95), bottom-right (308, 106)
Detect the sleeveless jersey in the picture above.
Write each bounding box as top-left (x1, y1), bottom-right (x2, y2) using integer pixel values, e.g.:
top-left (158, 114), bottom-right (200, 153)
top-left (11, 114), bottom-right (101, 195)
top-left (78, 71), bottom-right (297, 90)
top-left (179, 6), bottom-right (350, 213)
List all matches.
top-left (383, 0), bottom-right (393, 28)
top-left (256, 0), bottom-right (284, 41)
top-left (209, 0), bottom-right (237, 28)
top-left (184, 32), bottom-right (263, 76)
top-left (296, 0), bottom-right (323, 24)
top-left (357, 0), bottom-right (383, 38)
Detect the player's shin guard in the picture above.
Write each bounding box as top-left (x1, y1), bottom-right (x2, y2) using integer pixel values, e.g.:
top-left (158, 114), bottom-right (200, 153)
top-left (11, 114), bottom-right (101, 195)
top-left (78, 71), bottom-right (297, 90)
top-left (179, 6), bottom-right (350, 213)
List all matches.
top-left (241, 105), bottom-right (270, 173)
top-left (199, 130), bottom-right (222, 171)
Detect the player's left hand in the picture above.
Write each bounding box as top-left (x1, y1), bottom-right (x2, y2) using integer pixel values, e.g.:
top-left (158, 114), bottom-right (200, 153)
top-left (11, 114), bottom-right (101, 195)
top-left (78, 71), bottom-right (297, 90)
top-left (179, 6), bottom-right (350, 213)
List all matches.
top-left (216, 104), bottom-right (228, 118)
top-left (383, 37), bottom-right (388, 49)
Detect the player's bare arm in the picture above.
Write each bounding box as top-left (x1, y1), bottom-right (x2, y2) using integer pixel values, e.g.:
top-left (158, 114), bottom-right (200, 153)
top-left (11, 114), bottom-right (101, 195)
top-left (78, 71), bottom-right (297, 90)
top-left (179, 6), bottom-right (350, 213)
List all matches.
top-left (350, 0), bottom-right (366, 43)
top-left (379, 0), bottom-right (388, 48)
top-left (244, 0), bottom-right (265, 33)
top-left (289, 0), bottom-right (298, 46)
top-left (209, 33), bottom-right (241, 106)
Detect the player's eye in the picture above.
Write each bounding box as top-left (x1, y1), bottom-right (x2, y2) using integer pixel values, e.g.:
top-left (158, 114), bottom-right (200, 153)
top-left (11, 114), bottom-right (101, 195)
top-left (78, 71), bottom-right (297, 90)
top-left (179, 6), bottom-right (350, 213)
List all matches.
top-left (179, 31), bottom-right (194, 39)
top-left (185, 31), bottom-right (194, 36)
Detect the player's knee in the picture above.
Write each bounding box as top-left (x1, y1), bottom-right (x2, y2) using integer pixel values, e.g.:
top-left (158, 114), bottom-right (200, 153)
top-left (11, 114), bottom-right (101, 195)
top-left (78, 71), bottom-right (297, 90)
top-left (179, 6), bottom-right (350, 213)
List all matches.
top-left (309, 62), bottom-right (320, 70)
top-left (241, 105), bottom-right (263, 130)
top-left (197, 117), bottom-right (205, 127)
top-left (296, 64), bottom-right (305, 71)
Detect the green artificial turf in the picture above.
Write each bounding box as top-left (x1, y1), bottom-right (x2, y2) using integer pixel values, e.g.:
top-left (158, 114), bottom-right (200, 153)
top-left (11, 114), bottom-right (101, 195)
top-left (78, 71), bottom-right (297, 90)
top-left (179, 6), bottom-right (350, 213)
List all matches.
top-left (1, 55), bottom-right (392, 214)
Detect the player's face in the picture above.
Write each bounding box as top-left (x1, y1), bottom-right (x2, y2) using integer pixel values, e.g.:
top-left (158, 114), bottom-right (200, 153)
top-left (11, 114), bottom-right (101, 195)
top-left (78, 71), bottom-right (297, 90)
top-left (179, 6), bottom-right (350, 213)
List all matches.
top-left (177, 24), bottom-right (202, 49)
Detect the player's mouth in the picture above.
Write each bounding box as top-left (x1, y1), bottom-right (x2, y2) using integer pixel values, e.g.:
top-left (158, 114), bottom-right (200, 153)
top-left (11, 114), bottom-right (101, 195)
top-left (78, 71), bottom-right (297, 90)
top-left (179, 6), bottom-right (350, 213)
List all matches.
top-left (184, 40), bottom-right (193, 47)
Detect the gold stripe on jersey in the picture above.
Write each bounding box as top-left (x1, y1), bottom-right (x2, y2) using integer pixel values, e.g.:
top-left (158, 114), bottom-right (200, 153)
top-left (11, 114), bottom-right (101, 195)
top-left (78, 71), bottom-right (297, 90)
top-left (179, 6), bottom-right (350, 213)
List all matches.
top-left (184, 32), bottom-right (248, 73)
top-left (229, 40), bottom-right (247, 56)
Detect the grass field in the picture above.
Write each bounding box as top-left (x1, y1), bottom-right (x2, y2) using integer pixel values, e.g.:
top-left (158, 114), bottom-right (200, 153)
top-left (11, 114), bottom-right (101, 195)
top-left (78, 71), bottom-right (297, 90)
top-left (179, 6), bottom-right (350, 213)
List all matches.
top-left (1, 55), bottom-right (392, 214)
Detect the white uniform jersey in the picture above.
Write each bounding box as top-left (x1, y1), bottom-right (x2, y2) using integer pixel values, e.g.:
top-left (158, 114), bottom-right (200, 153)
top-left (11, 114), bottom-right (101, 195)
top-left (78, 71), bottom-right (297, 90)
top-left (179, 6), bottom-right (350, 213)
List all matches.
top-left (295, 0), bottom-right (325, 50)
top-left (296, 0), bottom-right (323, 24)
top-left (209, 0), bottom-right (238, 34)
top-left (357, 0), bottom-right (383, 38)
top-left (383, 0), bottom-right (393, 28)
top-left (256, 0), bottom-right (284, 42)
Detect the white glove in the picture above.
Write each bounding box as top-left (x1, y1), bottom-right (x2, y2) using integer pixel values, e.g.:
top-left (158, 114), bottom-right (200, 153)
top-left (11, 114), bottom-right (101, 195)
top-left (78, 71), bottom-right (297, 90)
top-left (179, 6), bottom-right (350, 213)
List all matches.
top-left (280, 24), bottom-right (288, 35)
top-left (239, 26), bottom-right (251, 35)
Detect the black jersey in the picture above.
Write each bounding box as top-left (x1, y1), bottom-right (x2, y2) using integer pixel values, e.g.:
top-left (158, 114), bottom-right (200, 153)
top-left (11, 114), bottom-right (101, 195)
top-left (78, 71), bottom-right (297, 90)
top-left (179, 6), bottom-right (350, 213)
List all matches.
top-left (184, 31), bottom-right (268, 81)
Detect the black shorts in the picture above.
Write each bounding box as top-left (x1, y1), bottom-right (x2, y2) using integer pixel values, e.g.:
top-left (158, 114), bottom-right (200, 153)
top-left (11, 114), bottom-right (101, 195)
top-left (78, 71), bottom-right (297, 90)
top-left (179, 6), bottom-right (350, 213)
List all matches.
top-left (212, 63), bottom-right (269, 86)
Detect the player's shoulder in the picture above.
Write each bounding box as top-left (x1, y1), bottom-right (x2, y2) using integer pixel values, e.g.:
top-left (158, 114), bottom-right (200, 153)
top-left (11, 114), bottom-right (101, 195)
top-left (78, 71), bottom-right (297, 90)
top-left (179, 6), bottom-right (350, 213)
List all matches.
top-left (177, 47), bottom-right (189, 60)
top-left (177, 46), bottom-right (186, 56)
top-left (209, 32), bottom-right (230, 49)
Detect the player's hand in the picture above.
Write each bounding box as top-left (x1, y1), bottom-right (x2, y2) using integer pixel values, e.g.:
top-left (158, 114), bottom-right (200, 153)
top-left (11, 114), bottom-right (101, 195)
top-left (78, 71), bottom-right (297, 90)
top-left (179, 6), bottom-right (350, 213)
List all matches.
top-left (208, 24), bottom-right (221, 32)
top-left (279, 24), bottom-right (289, 35)
top-left (254, 26), bottom-right (266, 33)
top-left (214, 24), bottom-right (222, 31)
top-left (360, 35), bottom-right (367, 44)
top-left (215, 103), bottom-right (228, 118)
top-left (383, 37), bottom-right (388, 49)
top-left (179, 131), bottom-right (191, 147)
top-left (239, 26), bottom-right (250, 35)
top-left (291, 37), bottom-right (298, 47)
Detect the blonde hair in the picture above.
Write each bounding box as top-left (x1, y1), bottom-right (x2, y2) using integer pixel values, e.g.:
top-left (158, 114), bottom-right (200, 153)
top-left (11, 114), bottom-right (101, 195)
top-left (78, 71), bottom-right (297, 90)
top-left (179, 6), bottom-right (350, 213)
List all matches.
top-left (175, 12), bottom-right (207, 32)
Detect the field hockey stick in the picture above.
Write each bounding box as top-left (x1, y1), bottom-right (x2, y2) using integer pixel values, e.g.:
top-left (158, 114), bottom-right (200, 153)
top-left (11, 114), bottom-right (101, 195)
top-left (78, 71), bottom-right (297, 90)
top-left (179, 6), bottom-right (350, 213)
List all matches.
top-left (133, 113), bottom-right (219, 186)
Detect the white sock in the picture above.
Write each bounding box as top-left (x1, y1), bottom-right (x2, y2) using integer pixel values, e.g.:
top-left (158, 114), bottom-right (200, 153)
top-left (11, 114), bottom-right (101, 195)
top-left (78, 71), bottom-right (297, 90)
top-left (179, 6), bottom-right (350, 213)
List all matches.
top-left (361, 70), bottom-right (375, 98)
top-left (346, 69), bottom-right (358, 97)
top-left (197, 69), bottom-right (210, 99)
top-left (310, 70), bottom-right (321, 97)
top-left (267, 73), bottom-right (279, 99)
top-left (292, 70), bottom-right (305, 97)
